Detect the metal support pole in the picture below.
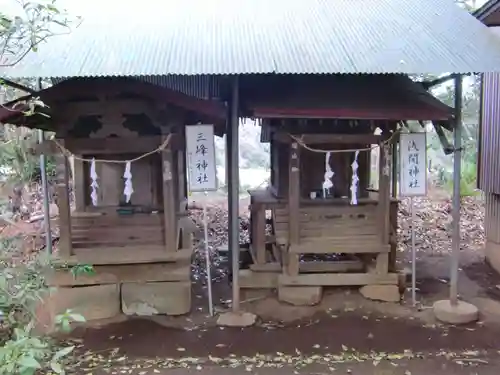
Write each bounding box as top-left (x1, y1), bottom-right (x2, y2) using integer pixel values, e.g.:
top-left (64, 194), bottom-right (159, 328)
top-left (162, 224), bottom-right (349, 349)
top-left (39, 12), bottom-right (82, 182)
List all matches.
top-left (227, 76), bottom-right (240, 312)
top-left (450, 75), bottom-right (463, 306)
top-left (203, 191), bottom-right (214, 316)
top-left (39, 129), bottom-right (52, 254)
top-left (37, 78), bottom-right (52, 255)
top-left (411, 196), bottom-right (417, 306)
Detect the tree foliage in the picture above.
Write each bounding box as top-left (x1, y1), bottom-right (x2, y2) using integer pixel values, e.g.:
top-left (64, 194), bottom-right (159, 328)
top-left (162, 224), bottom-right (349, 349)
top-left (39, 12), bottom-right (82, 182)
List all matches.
top-left (0, 2), bottom-right (88, 374)
top-left (0, 0), bottom-right (77, 67)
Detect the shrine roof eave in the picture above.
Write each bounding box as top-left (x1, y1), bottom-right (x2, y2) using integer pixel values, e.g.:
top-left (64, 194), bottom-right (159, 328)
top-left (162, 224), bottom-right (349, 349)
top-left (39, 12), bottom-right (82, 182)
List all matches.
top-left (0, 77), bottom-right (227, 131)
top-left (475, 0), bottom-right (500, 26)
top-left (240, 74), bottom-right (453, 125)
top-left (251, 107), bottom-right (452, 122)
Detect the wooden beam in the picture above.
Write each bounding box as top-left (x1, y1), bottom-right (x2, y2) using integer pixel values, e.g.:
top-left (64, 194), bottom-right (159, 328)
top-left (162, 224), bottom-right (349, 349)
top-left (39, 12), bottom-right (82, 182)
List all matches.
top-left (279, 272), bottom-right (399, 286)
top-left (161, 137), bottom-right (178, 252)
top-left (53, 247), bottom-right (193, 266)
top-left (251, 260), bottom-right (364, 273)
top-left (273, 132), bottom-right (383, 144)
top-left (289, 241), bottom-right (390, 254)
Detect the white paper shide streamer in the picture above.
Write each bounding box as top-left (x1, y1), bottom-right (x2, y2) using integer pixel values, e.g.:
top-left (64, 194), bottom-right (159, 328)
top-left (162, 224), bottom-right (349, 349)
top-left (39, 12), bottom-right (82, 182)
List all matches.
top-left (90, 158), bottom-right (99, 206)
top-left (383, 144), bottom-right (390, 176)
top-left (322, 151), bottom-right (334, 198)
top-left (350, 150), bottom-right (360, 205)
top-left (123, 161), bottom-right (134, 203)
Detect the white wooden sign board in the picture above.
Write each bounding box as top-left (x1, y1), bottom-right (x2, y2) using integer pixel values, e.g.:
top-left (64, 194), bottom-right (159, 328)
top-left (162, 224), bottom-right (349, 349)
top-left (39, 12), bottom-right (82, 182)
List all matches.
top-left (186, 124), bottom-right (218, 192)
top-left (399, 132), bottom-right (427, 197)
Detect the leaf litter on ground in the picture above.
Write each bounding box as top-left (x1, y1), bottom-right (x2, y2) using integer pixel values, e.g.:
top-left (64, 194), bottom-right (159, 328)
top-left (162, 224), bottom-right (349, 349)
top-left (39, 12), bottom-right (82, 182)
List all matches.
top-left (63, 344), bottom-right (493, 375)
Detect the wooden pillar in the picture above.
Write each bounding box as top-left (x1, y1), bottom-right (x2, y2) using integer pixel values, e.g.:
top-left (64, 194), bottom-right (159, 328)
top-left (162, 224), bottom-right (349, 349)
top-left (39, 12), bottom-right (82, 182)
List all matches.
top-left (55, 140), bottom-right (72, 258)
top-left (72, 157), bottom-right (85, 211)
top-left (161, 136), bottom-right (177, 252)
top-left (177, 137), bottom-right (191, 249)
top-left (391, 141), bottom-right (398, 198)
top-left (390, 140), bottom-right (399, 271)
top-left (287, 141), bottom-right (300, 276)
top-left (376, 142), bottom-right (391, 274)
top-left (251, 202), bottom-right (266, 265)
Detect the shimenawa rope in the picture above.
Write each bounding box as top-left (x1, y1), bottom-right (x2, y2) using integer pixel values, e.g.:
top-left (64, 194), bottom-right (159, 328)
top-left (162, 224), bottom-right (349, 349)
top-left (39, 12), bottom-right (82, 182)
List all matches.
top-left (51, 134), bottom-right (172, 164)
top-left (288, 130), bottom-right (399, 154)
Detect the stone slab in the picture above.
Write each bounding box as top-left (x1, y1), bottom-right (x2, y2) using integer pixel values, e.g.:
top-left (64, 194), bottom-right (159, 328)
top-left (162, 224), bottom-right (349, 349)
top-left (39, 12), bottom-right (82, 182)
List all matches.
top-left (278, 286), bottom-right (322, 306)
top-left (241, 288), bottom-right (273, 302)
top-left (485, 240), bottom-right (500, 275)
top-left (433, 299), bottom-right (479, 325)
top-left (35, 284), bottom-right (120, 333)
top-left (217, 311), bottom-right (257, 327)
top-left (472, 297), bottom-right (500, 318)
top-left (121, 281), bottom-right (191, 316)
top-left (239, 269), bottom-right (278, 289)
top-left (359, 284), bottom-right (401, 302)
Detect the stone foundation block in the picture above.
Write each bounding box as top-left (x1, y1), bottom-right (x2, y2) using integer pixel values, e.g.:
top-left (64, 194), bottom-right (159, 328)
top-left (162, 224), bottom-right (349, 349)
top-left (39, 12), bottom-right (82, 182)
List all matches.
top-left (121, 281), bottom-right (191, 316)
top-left (360, 284), bottom-right (401, 302)
top-left (433, 300), bottom-right (479, 324)
top-left (485, 240), bottom-right (500, 275)
top-left (35, 284), bottom-right (120, 333)
top-left (278, 286), bottom-right (322, 306)
top-left (239, 269), bottom-right (278, 289)
top-left (241, 288), bottom-right (273, 301)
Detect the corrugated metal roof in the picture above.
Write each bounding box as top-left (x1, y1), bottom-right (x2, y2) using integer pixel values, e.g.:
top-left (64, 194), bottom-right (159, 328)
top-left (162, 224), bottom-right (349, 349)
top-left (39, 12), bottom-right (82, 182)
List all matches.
top-left (52, 75), bottom-right (222, 100)
top-left (3, 0), bottom-right (500, 78)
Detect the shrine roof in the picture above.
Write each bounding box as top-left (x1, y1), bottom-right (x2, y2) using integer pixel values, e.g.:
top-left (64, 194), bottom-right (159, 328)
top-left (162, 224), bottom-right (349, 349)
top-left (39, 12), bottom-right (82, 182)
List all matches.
top-left (0, 78), bottom-right (226, 131)
top-left (475, 0), bottom-right (500, 26)
top-left (241, 74), bottom-right (453, 121)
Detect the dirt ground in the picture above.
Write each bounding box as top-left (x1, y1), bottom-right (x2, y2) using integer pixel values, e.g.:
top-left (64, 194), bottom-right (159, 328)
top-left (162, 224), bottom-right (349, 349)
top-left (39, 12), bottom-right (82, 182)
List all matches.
top-left (67, 308), bottom-right (500, 375)
top-left (73, 357), bottom-right (500, 375)
top-left (4, 190), bottom-right (497, 375)
top-left (65, 248), bottom-right (500, 375)
top-left (93, 358), bottom-right (500, 375)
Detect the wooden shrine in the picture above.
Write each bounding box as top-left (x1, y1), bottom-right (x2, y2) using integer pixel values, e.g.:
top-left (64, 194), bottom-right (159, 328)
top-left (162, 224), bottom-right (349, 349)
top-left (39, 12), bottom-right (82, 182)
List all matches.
top-left (238, 75), bottom-right (454, 304)
top-left (5, 77), bottom-right (225, 323)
